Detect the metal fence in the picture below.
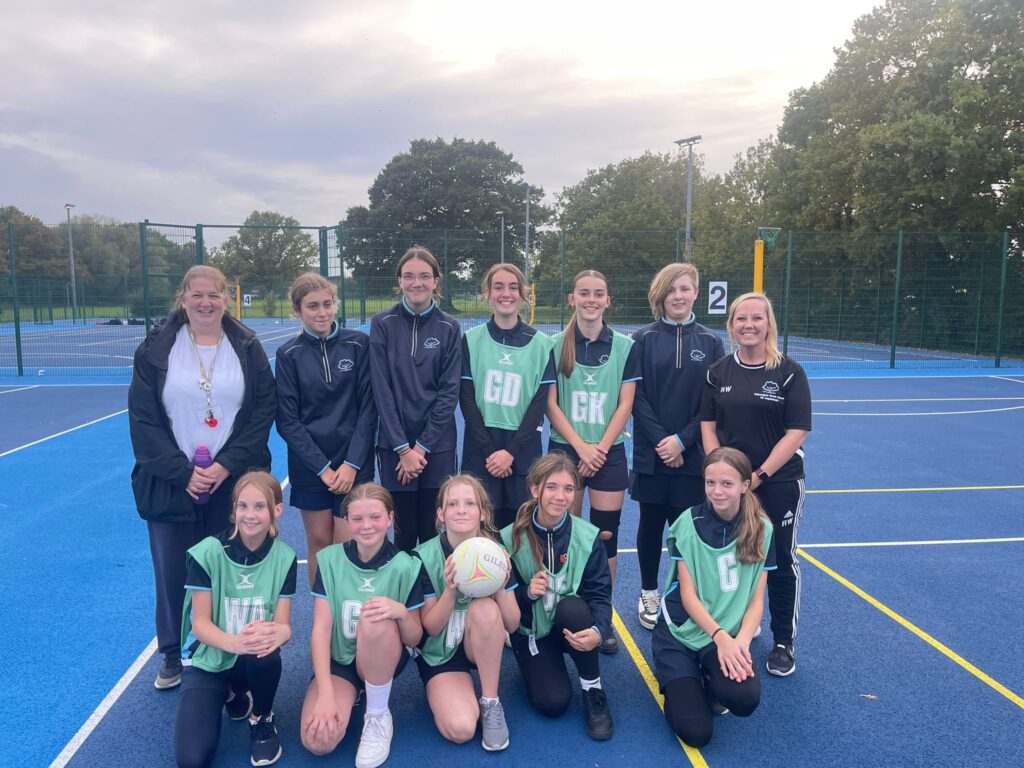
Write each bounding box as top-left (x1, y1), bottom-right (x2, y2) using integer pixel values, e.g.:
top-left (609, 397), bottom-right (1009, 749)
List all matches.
top-left (2, 220), bottom-right (1021, 375)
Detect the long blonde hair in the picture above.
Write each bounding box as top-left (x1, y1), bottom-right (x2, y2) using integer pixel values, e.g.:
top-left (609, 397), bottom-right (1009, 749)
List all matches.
top-left (727, 292), bottom-right (783, 370)
top-left (510, 452), bottom-right (580, 567)
top-left (703, 447), bottom-right (768, 564)
top-left (559, 270), bottom-right (609, 377)
top-left (229, 471), bottom-right (283, 540)
top-left (435, 474), bottom-right (498, 540)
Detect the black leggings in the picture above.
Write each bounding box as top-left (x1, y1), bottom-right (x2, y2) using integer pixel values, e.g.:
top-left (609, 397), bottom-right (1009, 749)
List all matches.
top-left (636, 503), bottom-right (685, 590)
top-left (510, 596), bottom-right (601, 718)
top-left (662, 647), bottom-right (761, 748)
top-left (174, 651), bottom-right (282, 768)
top-left (392, 490), bottom-right (440, 552)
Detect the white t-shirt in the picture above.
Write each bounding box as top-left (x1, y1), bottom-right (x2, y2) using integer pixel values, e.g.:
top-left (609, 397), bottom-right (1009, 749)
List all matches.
top-left (162, 325), bottom-right (245, 462)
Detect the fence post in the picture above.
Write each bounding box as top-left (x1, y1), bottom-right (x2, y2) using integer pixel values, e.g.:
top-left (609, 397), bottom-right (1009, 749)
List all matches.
top-left (973, 251), bottom-right (985, 356)
top-left (318, 227), bottom-right (329, 276)
top-left (338, 224), bottom-right (347, 328)
top-left (140, 220), bottom-right (153, 332)
top-left (675, 229), bottom-right (682, 262)
top-left (994, 230), bottom-right (1009, 367)
top-left (7, 222), bottom-right (24, 376)
top-left (782, 231), bottom-right (793, 355)
top-left (195, 224), bottom-right (204, 265)
top-left (918, 249), bottom-right (928, 348)
top-left (559, 230), bottom-right (566, 329)
top-left (443, 228), bottom-right (449, 288)
top-left (889, 230), bottom-right (904, 369)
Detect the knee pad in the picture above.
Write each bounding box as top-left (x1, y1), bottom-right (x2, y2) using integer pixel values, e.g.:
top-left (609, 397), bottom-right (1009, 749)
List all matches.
top-left (590, 508), bottom-right (621, 558)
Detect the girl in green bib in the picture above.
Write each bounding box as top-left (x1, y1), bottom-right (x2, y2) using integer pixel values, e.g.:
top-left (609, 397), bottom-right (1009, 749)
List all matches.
top-left (547, 269), bottom-right (641, 654)
top-left (301, 483), bottom-right (425, 768)
top-left (414, 475), bottom-right (521, 751)
top-left (175, 471), bottom-right (297, 768)
top-left (652, 447), bottom-right (776, 748)
top-left (501, 453), bottom-right (615, 741)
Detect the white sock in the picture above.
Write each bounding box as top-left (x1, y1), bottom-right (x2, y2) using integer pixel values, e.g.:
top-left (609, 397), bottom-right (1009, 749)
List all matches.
top-left (364, 680), bottom-right (392, 715)
top-left (641, 588), bottom-right (658, 597)
top-left (480, 696), bottom-right (498, 705)
top-left (580, 677), bottom-right (602, 691)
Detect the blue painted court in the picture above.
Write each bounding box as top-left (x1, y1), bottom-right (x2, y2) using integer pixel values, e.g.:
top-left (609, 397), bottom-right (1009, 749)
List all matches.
top-left (1, 340), bottom-right (1022, 766)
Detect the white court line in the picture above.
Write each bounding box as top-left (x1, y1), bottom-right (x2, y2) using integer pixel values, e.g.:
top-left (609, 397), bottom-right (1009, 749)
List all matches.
top-left (814, 405), bottom-right (1024, 416)
top-left (991, 375), bottom-right (1024, 384)
top-left (48, 638), bottom-right (159, 768)
top-left (0, 385), bottom-right (39, 394)
top-left (816, 397), bottom-right (1024, 403)
top-left (800, 537), bottom-right (1024, 549)
top-left (0, 409), bottom-right (127, 458)
top-left (77, 338), bottom-right (144, 347)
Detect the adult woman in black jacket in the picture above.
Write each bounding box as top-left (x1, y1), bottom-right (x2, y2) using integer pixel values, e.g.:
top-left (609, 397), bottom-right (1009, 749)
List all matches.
top-left (129, 265), bottom-right (277, 691)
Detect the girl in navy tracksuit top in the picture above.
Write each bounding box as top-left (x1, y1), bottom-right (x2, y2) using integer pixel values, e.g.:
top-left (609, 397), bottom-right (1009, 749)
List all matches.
top-left (276, 273), bottom-right (377, 587)
top-left (370, 247), bottom-right (463, 552)
top-left (631, 264), bottom-right (725, 631)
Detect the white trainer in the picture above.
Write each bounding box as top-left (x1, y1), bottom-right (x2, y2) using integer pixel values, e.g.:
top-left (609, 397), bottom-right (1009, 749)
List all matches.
top-left (355, 710), bottom-right (393, 768)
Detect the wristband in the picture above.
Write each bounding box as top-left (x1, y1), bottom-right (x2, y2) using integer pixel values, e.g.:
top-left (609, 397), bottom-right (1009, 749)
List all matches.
top-left (711, 627), bottom-right (724, 641)
top-left (755, 468), bottom-right (769, 484)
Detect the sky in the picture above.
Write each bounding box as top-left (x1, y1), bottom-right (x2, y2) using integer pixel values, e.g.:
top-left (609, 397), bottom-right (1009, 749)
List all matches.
top-left (0, 0), bottom-right (882, 228)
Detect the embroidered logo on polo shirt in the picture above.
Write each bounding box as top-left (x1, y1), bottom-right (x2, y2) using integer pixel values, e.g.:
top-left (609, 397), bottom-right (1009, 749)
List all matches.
top-left (424, 337), bottom-right (440, 349)
top-left (599, 354), bottom-right (609, 364)
top-left (690, 350), bottom-right (706, 361)
top-left (337, 358), bottom-right (354, 372)
top-left (755, 380), bottom-right (784, 403)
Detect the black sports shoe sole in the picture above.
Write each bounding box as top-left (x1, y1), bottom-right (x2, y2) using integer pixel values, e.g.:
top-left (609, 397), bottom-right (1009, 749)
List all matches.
top-left (766, 661), bottom-right (796, 677)
top-left (250, 744), bottom-right (282, 767)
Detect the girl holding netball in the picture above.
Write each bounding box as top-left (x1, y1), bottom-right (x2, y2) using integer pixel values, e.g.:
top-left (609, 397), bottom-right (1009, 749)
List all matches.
top-left (701, 292), bottom-right (811, 677)
top-left (370, 247), bottom-right (462, 552)
top-left (501, 452), bottom-right (614, 741)
top-left (547, 269), bottom-right (640, 653)
top-left (301, 483), bottom-right (424, 768)
top-left (631, 264), bottom-right (725, 630)
top-left (276, 273), bottom-right (377, 588)
top-left (413, 475), bottom-right (521, 751)
top-left (460, 263), bottom-right (556, 530)
top-left (175, 471), bottom-right (297, 768)
top-left (652, 447), bottom-right (775, 747)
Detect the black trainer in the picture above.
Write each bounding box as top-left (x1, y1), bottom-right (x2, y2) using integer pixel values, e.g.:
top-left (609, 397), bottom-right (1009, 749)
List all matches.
top-left (599, 632), bottom-right (619, 655)
top-left (250, 712), bottom-right (282, 767)
top-left (766, 643), bottom-right (796, 677)
top-left (226, 689), bottom-right (253, 720)
top-left (582, 688), bottom-right (614, 740)
top-left (154, 656), bottom-right (182, 690)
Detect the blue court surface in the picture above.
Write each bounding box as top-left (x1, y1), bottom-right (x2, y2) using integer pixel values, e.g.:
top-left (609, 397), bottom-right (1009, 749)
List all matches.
top-left (1, 363), bottom-right (1022, 768)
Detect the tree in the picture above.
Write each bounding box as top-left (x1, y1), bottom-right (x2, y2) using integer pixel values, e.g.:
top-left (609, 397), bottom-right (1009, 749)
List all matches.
top-left (0, 206), bottom-right (66, 278)
top-left (343, 138), bottom-right (548, 284)
top-left (210, 210), bottom-right (318, 295)
top-left (761, 0), bottom-right (1023, 232)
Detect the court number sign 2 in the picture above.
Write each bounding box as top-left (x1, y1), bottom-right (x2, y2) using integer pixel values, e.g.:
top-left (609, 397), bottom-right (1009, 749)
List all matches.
top-left (708, 282), bottom-right (727, 315)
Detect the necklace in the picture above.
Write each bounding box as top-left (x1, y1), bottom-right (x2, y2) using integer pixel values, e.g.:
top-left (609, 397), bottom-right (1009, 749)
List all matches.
top-left (189, 328), bottom-right (224, 427)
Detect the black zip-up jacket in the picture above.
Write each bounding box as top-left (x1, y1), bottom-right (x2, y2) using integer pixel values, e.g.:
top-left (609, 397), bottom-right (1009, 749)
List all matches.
top-left (275, 324), bottom-right (377, 491)
top-left (631, 318), bottom-right (725, 477)
top-left (369, 299), bottom-right (462, 454)
top-left (128, 310), bottom-right (276, 523)
top-left (506, 511), bottom-right (613, 641)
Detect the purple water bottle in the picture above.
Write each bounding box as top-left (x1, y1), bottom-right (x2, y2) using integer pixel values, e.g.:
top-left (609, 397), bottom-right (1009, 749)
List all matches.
top-left (193, 445), bottom-right (213, 505)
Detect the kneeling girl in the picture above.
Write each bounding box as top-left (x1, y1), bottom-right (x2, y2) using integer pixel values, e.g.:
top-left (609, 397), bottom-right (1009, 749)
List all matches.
top-left (501, 452), bottom-right (615, 741)
top-left (652, 447), bottom-right (775, 748)
top-left (301, 484), bottom-right (425, 768)
top-left (175, 471), bottom-right (297, 768)
top-left (414, 475), bottom-right (521, 751)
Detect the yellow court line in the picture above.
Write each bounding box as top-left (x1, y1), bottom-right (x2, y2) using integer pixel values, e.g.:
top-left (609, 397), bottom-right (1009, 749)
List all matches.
top-left (807, 484), bottom-right (1024, 494)
top-left (612, 609), bottom-right (709, 768)
top-left (798, 549), bottom-right (1024, 710)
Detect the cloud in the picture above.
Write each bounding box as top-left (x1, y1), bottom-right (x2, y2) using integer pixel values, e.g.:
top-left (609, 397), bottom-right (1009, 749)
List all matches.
top-left (0, 0), bottom-right (880, 225)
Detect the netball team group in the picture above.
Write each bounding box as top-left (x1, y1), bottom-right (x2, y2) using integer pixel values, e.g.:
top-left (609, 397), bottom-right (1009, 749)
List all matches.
top-left (128, 248), bottom-right (811, 767)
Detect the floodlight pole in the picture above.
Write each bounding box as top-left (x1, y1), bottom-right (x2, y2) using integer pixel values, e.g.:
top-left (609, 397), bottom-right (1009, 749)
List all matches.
top-left (524, 185), bottom-right (530, 284)
top-left (497, 212), bottom-right (505, 263)
top-left (674, 135), bottom-right (702, 259)
top-left (65, 203), bottom-right (78, 324)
